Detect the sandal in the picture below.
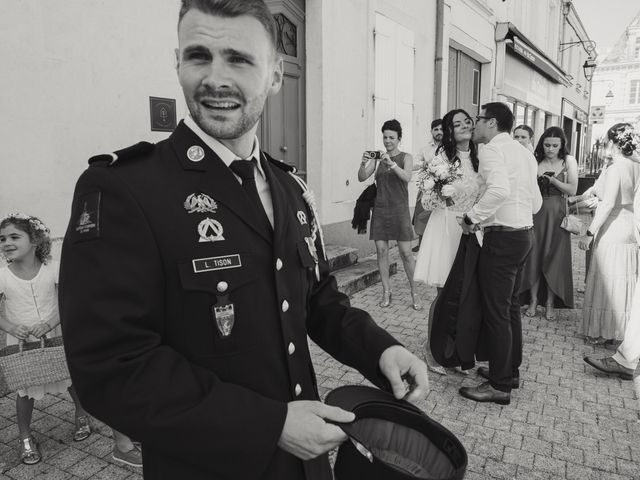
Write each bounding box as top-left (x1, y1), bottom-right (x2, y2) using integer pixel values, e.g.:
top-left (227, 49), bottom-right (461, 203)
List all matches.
top-left (19, 437), bottom-right (41, 465)
top-left (73, 415), bottom-right (92, 442)
top-left (410, 290), bottom-right (423, 311)
top-left (545, 305), bottom-right (557, 321)
top-left (523, 305), bottom-right (537, 317)
top-left (379, 290), bottom-right (392, 308)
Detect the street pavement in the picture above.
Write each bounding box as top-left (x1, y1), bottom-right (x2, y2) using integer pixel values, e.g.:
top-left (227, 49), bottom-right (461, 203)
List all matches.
top-left (1, 237), bottom-right (639, 479)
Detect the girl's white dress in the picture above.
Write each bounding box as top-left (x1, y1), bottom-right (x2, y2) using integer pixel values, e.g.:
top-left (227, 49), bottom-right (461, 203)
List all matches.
top-left (0, 261), bottom-right (71, 399)
top-left (414, 150), bottom-right (480, 287)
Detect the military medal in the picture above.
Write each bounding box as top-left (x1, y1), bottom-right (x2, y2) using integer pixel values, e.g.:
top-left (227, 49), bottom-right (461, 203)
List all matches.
top-left (184, 193), bottom-right (218, 214)
top-left (198, 217), bottom-right (225, 242)
top-left (212, 295), bottom-right (235, 338)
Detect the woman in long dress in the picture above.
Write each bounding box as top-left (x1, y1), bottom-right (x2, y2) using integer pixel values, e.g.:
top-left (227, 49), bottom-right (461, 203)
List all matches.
top-left (580, 123), bottom-right (640, 343)
top-left (358, 119), bottom-right (420, 309)
top-left (520, 127), bottom-right (578, 320)
top-left (413, 109), bottom-right (480, 373)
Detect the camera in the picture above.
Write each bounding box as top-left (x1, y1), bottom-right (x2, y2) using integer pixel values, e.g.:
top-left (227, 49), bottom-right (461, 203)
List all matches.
top-left (363, 150), bottom-right (382, 160)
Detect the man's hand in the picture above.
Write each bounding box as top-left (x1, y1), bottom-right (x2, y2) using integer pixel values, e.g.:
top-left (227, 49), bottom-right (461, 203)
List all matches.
top-left (10, 324), bottom-right (31, 340)
top-left (277, 400), bottom-right (355, 460)
top-left (30, 322), bottom-right (51, 338)
top-left (458, 216), bottom-right (476, 235)
top-left (379, 345), bottom-right (429, 403)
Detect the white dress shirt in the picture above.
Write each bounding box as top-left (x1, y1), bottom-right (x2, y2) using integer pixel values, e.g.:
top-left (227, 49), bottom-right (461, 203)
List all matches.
top-left (467, 132), bottom-right (542, 228)
top-left (184, 115), bottom-right (274, 227)
top-left (414, 141), bottom-right (438, 170)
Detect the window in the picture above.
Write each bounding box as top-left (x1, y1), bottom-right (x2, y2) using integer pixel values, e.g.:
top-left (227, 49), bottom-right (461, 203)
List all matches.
top-left (374, 13), bottom-right (414, 149)
top-left (635, 38), bottom-right (640, 60)
top-left (630, 80), bottom-right (640, 104)
top-left (472, 69), bottom-right (480, 106)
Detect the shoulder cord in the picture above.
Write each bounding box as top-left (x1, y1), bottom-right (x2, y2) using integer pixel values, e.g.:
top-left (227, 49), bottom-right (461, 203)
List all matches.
top-left (287, 172), bottom-right (327, 261)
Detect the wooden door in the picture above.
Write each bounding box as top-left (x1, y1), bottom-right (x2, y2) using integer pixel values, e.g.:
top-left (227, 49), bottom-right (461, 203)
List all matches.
top-left (260, 1), bottom-right (306, 179)
top-left (447, 48), bottom-right (481, 116)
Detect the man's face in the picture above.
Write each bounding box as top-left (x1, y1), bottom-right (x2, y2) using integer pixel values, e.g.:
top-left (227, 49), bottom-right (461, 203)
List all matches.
top-left (430, 124), bottom-right (443, 143)
top-left (472, 109), bottom-right (490, 144)
top-left (176, 9), bottom-right (283, 143)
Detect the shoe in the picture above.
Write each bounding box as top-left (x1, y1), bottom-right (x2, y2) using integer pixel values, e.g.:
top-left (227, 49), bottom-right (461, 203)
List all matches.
top-left (454, 366), bottom-right (470, 375)
top-left (523, 305), bottom-right (537, 317)
top-left (477, 366), bottom-right (519, 389)
top-left (459, 381), bottom-right (511, 405)
top-left (73, 415), bottom-right (92, 442)
top-left (410, 290), bottom-right (423, 311)
top-left (583, 356), bottom-right (633, 381)
top-left (422, 341), bottom-right (447, 375)
top-left (19, 437), bottom-right (41, 465)
top-left (585, 336), bottom-right (606, 345)
top-left (427, 363), bottom-right (447, 376)
top-left (412, 245), bottom-right (420, 253)
top-left (379, 290), bottom-right (392, 308)
top-left (112, 444), bottom-right (143, 467)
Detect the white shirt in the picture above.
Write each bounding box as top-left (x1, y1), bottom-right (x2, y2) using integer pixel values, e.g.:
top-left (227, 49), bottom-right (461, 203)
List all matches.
top-left (467, 132), bottom-right (542, 228)
top-left (414, 141), bottom-right (439, 170)
top-left (184, 116), bottom-right (274, 227)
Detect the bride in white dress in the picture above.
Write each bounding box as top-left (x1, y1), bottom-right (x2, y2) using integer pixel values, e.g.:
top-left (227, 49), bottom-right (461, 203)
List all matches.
top-left (413, 109), bottom-right (481, 373)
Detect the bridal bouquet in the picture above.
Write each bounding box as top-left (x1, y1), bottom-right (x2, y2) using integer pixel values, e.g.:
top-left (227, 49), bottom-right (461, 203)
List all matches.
top-left (416, 155), bottom-right (463, 209)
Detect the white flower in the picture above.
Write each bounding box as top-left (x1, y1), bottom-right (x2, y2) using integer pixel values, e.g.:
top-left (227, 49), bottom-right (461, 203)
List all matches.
top-left (423, 178), bottom-right (435, 192)
top-left (441, 184), bottom-right (456, 197)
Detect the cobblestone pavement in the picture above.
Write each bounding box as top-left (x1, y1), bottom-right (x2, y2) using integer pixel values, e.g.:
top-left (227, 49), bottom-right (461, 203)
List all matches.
top-left (1, 238), bottom-right (639, 479)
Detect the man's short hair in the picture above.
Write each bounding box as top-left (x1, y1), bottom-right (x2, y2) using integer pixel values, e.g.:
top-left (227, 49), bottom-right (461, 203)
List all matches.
top-left (481, 102), bottom-right (514, 133)
top-left (178, 0), bottom-right (278, 51)
top-left (431, 119), bottom-right (443, 130)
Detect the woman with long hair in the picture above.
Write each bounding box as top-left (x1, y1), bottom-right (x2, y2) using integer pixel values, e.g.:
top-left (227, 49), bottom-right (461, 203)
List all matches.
top-left (358, 119), bottom-right (420, 309)
top-left (413, 108), bottom-right (480, 373)
top-left (520, 126), bottom-right (578, 320)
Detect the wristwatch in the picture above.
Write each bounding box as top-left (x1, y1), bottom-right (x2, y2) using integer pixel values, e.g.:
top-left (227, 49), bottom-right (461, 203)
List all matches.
top-left (463, 214), bottom-right (474, 226)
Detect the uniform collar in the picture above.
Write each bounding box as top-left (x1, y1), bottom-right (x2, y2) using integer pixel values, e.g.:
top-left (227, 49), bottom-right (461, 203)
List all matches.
top-left (184, 115), bottom-right (266, 179)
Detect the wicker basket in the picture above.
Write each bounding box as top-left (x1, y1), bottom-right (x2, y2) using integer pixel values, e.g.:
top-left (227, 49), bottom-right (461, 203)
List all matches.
top-left (0, 337), bottom-right (71, 392)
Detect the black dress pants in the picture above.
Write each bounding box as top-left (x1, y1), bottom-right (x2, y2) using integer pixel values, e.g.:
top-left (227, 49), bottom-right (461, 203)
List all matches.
top-left (478, 229), bottom-right (534, 392)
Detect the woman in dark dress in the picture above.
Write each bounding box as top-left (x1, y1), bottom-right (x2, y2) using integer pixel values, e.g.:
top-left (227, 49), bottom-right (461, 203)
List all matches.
top-left (358, 119), bottom-right (419, 309)
top-left (520, 127), bottom-right (578, 319)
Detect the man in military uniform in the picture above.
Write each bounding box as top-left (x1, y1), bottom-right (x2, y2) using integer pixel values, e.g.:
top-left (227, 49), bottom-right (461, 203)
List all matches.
top-left (58, 1), bottom-right (428, 479)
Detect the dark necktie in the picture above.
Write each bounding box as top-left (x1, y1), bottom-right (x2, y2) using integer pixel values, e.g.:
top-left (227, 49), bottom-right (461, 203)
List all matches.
top-left (229, 159), bottom-right (272, 230)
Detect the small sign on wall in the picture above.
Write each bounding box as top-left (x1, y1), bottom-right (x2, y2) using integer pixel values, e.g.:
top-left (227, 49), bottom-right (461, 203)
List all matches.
top-left (149, 96), bottom-right (176, 132)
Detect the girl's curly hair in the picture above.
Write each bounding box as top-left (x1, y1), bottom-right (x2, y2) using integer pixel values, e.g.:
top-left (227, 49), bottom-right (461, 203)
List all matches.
top-left (0, 214), bottom-right (52, 264)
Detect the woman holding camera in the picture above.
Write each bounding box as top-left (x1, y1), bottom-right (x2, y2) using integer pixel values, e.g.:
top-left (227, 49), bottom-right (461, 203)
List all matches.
top-left (520, 127), bottom-right (578, 320)
top-left (358, 119), bottom-right (420, 309)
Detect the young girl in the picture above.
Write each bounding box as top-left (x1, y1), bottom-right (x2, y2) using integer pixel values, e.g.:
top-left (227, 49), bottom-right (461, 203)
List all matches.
top-left (0, 213), bottom-right (92, 465)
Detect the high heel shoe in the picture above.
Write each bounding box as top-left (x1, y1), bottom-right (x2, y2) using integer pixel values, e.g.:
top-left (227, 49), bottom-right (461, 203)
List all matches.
top-left (379, 290), bottom-right (392, 308)
top-left (411, 290), bottom-right (423, 311)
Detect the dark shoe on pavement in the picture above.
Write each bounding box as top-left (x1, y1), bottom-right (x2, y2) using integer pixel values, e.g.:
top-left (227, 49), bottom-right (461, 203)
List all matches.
top-left (477, 366), bottom-right (520, 389)
top-left (412, 245), bottom-right (420, 252)
top-left (583, 356), bottom-right (633, 380)
top-left (459, 381), bottom-right (511, 405)
top-left (112, 444), bottom-right (143, 467)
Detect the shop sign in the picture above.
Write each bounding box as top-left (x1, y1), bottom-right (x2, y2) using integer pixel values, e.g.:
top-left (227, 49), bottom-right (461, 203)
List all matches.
top-left (508, 37), bottom-right (565, 84)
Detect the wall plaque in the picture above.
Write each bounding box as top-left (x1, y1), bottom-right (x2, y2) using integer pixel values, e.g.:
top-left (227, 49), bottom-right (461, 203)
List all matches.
top-left (150, 96), bottom-right (177, 132)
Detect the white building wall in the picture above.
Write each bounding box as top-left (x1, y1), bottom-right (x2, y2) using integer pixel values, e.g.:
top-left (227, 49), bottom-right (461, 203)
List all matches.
top-left (0, 0), bottom-right (185, 237)
top-left (310, 0), bottom-right (437, 248)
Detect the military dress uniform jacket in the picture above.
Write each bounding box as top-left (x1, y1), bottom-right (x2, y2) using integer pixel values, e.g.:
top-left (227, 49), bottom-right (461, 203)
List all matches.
top-left (59, 121), bottom-right (400, 480)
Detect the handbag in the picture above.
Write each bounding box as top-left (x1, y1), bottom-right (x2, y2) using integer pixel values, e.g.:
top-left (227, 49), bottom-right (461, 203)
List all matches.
top-left (560, 197), bottom-right (583, 235)
top-left (0, 336), bottom-right (71, 392)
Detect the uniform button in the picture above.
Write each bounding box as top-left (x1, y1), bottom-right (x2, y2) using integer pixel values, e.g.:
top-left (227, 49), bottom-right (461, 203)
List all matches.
top-left (294, 384), bottom-right (302, 396)
top-left (216, 281), bottom-right (228, 293)
top-left (288, 342), bottom-right (295, 355)
top-left (282, 300), bottom-right (289, 312)
top-left (276, 258), bottom-right (283, 271)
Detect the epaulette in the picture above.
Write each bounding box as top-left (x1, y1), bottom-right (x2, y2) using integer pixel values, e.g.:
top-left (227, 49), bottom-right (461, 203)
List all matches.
top-left (262, 152), bottom-right (296, 173)
top-left (88, 141), bottom-right (155, 167)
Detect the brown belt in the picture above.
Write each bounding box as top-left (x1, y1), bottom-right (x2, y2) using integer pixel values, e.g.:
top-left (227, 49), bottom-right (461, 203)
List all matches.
top-left (483, 225), bottom-right (533, 233)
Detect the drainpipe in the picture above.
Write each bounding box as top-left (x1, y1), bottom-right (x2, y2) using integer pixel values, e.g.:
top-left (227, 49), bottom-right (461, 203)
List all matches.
top-left (433, 0), bottom-right (445, 119)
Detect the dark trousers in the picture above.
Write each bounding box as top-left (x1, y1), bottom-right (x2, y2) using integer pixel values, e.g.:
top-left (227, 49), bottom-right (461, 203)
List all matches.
top-left (478, 229), bottom-right (534, 392)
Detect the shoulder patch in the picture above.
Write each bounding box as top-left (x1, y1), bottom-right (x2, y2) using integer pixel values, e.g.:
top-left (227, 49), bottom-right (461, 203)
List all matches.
top-left (70, 191), bottom-right (101, 243)
top-left (88, 141), bottom-right (155, 167)
top-left (262, 152), bottom-right (296, 173)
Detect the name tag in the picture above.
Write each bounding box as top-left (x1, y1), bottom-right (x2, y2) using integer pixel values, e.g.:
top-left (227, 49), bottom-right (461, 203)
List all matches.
top-left (192, 254), bottom-right (242, 273)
